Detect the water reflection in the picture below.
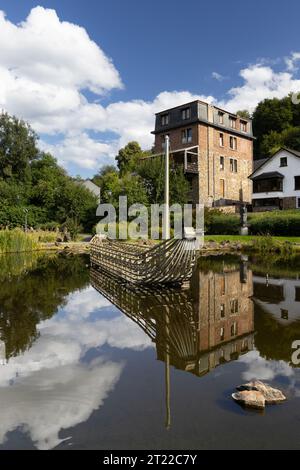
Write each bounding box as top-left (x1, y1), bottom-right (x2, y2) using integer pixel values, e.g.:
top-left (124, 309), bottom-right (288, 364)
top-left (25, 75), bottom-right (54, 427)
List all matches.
top-left (90, 261), bottom-right (255, 378)
top-left (1, 253), bottom-right (300, 449)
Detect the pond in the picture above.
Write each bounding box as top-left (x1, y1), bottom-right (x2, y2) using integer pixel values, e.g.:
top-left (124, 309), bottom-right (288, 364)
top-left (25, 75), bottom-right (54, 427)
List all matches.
top-left (0, 252), bottom-right (300, 450)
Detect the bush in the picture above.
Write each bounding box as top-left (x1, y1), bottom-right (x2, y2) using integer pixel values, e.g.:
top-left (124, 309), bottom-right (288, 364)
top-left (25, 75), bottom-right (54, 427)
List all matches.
top-left (205, 212), bottom-right (240, 235)
top-left (249, 211), bottom-right (300, 236)
top-left (0, 205), bottom-right (48, 228)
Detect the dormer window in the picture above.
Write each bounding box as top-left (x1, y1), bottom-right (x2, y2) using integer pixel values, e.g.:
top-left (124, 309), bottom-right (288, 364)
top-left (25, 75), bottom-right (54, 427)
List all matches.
top-left (218, 112), bottom-right (224, 124)
top-left (161, 113), bottom-right (169, 126)
top-left (280, 157), bottom-right (288, 167)
top-left (229, 116), bottom-right (237, 129)
top-left (240, 120), bottom-right (247, 132)
top-left (181, 107), bottom-right (191, 120)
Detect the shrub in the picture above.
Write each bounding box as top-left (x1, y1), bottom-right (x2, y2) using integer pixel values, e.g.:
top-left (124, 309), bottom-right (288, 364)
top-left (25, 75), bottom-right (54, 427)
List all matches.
top-left (249, 211), bottom-right (300, 236)
top-left (205, 213), bottom-right (240, 235)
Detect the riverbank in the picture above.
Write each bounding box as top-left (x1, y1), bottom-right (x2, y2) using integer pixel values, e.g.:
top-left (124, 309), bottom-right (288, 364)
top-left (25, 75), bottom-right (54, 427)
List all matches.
top-left (2, 231), bottom-right (300, 255)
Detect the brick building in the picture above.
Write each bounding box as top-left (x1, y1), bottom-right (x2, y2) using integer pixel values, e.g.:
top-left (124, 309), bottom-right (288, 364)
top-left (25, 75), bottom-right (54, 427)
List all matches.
top-left (151, 100), bottom-right (254, 208)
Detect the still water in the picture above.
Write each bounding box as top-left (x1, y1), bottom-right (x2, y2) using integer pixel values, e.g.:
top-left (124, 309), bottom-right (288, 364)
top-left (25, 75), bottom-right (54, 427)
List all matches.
top-left (0, 252), bottom-right (300, 450)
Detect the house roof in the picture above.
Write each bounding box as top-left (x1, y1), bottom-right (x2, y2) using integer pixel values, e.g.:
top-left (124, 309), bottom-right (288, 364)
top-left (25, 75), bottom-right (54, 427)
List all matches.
top-left (251, 171), bottom-right (284, 181)
top-left (253, 158), bottom-right (269, 171)
top-left (249, 147), bottom-right (300, 178)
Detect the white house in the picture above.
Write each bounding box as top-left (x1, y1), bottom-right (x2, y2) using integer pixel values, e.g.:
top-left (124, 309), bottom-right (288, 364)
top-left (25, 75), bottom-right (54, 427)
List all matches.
top-left (250, 147), bottom-right (300, 211)
top-left (82, 179), bottom-right (101, 204)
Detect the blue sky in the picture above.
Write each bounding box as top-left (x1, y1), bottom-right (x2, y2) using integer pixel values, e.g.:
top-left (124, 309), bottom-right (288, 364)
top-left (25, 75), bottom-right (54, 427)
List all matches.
top-left (1, 0), bottom-right (300, 176)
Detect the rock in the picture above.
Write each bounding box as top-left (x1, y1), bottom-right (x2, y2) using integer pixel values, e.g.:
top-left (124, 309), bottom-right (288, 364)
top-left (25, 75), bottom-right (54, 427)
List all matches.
top-left (232, 390), bottom-right (265, 409)
top-left (236, 380), bottom-right (286, 404)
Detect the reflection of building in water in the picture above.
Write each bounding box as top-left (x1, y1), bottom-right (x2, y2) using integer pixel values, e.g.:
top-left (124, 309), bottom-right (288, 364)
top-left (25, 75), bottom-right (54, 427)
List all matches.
top-left (91, 264), bottom-right (254, 429)
top-left (253, 275), bottom-right (300, 324)
top-left (90, 263), bottom-right (254, 377)
top-left (0, 340), bottom-right (6, 365)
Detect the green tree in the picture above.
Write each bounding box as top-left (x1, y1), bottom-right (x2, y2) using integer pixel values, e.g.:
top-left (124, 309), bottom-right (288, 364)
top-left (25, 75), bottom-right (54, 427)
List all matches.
top-left (115, 141), bottom-right (149, 175)
top-left (138, 156), bottom-right (189, 205)
top-left (0, 113), bottom-right (39, 181)
top-left (236, 110), bottom-right (251, 119)
top-left (252, 97), bottom-right (293, 157)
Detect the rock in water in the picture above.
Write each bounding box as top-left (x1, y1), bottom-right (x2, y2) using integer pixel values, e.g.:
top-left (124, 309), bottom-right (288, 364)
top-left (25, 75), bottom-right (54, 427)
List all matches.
top-left (236, 380), bottom-right (286, 404)
top-left (232, 390), bottom-right (265, 409)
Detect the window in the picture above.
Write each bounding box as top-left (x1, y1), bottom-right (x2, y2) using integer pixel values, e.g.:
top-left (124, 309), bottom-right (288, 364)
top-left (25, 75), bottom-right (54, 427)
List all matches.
top-left (230, 299), bottom-right (239, 314)
top-left (220, 327), bottom-right (225, 341)
top-left (161, 113), bottom-right (169, 126)
top-left (298, 198), bottom-right (300, 209)
top-left (220, 179), bottom-right (225, 198)
top-left (295, 176), bottom-right (300, 190)
top-left (229, 136), bottom-right (237, 150)
top-left (231, 322), bottom-right (237, 337)
top-left (229, 117), bottom-right (236, 129)
top-left (181, 107), bottom-right (190, 120)
top-left (219, 133), bottom-right (224, 146)
top-left (161, 134), bottom-right (169, 149)
top-left (240, 120), bottom-right (247, 132)
top-left (221, 276), bottom-right (226, 295)
top-left (295, 287), bottom-right (300, 302)
top-left (182, 128), bottom-right (192, 143)
top-left (218, 112), bottom-right (224, 124)
top-left (253, 178), bottom-right (283, 193)
top-left (220, 303), bottom-right (225, 318)
top-left (230, 158), bottom-right (238, 173)
top-left (280, 157), bottom-right (288, 167)
top-left (220, 156), bottom-right (225, 171)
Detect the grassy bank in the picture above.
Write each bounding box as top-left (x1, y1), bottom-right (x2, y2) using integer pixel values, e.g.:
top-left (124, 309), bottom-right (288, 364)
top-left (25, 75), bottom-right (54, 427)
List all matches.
top-left (0, 229), bottom-right (58, 254)
top-left (205, 235), bottom-right (300, 244)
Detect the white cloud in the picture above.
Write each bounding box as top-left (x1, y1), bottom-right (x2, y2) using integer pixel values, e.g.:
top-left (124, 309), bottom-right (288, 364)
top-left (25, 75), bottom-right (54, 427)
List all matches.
top-left (220, 64), bottom-right (300, 112)
top-left (1, 7), bottom-right (300, 174)
top-left (212, 71), bottom-right (227, 81)
top-left (285, 52), bottom-right (300, 71)
top-left (0, 286), bottom-right (152, 449)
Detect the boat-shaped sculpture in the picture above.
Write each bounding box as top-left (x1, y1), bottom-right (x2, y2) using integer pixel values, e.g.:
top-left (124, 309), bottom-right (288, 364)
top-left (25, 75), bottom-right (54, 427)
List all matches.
top-left (90, 234), bottom-right (199, 285)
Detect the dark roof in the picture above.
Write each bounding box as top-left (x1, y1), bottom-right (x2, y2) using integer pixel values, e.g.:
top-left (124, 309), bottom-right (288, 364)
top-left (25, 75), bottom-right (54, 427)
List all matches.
top-left (251, 171), bottom-right (284, 181)
top-left (253, 158), bottom-right (269, 171)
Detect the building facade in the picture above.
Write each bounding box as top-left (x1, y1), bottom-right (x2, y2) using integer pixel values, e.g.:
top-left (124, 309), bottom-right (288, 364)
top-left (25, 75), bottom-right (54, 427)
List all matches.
top-left (151, 100), bottom-right (254, 208)
top-left (250, 148), bottom-right (300, 211)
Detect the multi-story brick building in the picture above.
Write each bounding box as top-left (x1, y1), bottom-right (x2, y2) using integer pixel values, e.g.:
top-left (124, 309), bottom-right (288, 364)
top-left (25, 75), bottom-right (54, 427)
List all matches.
top-left (151, 100), bottom-right (254, 208)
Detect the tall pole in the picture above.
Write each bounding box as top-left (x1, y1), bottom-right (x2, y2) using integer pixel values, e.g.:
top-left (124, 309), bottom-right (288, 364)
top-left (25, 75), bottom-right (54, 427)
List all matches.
top-left (164, 135), bottom-right (170, 239)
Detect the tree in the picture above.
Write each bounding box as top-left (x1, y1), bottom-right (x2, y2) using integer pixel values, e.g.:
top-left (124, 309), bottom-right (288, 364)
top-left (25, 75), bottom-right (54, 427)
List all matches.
top-left (236, 110), bottom-right (251, 119)
top-left (137, 156), bottom-right (189, 205)
top-left (0, 113), bottom-right (39, 181)
top-left (115, 141), bottom-right (149, 175)
top-left (252, 97), bottom-right (293, 157)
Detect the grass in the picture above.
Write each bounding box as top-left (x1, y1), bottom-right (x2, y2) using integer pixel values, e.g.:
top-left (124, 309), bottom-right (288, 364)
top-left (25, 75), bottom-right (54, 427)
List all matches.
top-left (0, 229), bottom-right (58, 253)
top-left (205, 235), bottom-right (300, 244)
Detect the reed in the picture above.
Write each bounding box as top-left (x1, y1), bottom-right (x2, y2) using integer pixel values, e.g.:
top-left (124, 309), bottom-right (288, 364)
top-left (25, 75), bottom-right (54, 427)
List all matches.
top-left (0, 229), bottom-right (38, 254)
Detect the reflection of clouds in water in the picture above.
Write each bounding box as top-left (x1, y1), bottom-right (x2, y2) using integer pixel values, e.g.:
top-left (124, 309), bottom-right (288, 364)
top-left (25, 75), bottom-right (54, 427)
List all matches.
top-left (0, 359), bottom-right (123, 450)
top-left (0, 286), bottom-right (152, 449)
top-left (63, 286), bottom-right (111, 319)
top-left (239, 350), bottom-right (294, 381)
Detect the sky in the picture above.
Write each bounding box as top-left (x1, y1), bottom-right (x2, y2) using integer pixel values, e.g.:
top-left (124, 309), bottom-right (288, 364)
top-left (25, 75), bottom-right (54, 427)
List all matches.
top-left (1, 0), bottom-right (300, 177)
